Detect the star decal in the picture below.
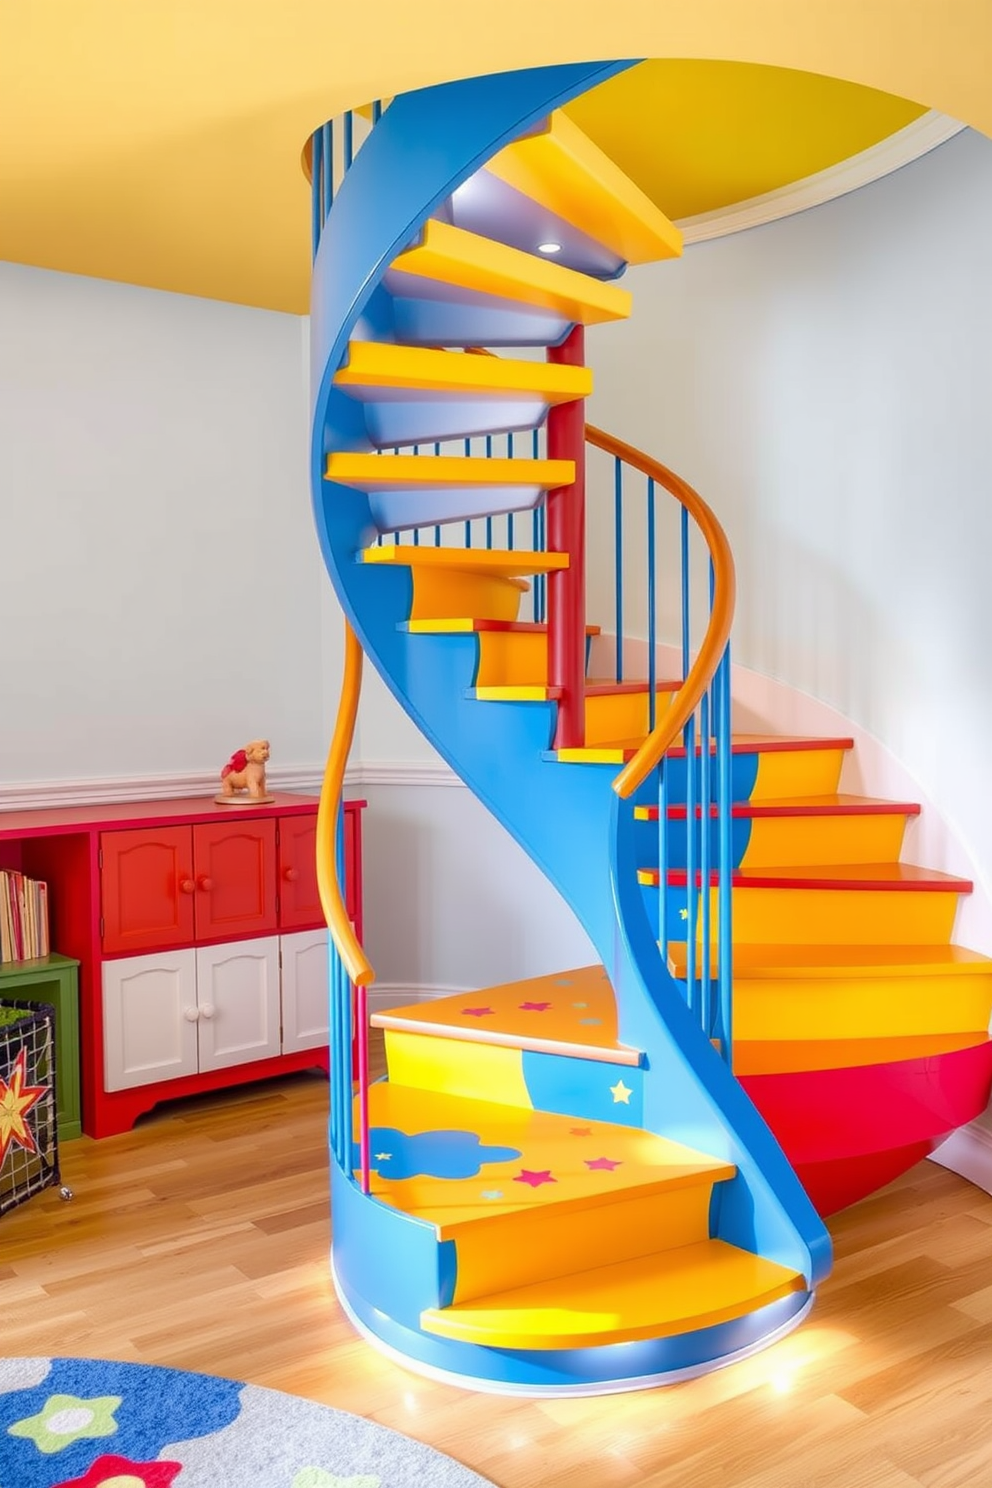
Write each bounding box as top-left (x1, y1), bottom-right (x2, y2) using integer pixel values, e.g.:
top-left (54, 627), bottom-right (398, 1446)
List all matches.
top-left (461, 1006), bottom-right (495, 1017)
top-left (0, 1047), bottom-right (47, 1167)
top-left (555, 978), bottom-right (573, 986)
top-left (679, 907), bottom-right (689, 920)
top-left (579, 1017), bottom-right (602, 1026)
top-left (609, 1079), bottom-right (633, 1105)
top-left (585, 1156), bottom-right (623, 1171)
top-left (55, 1455), bottom-right (182, 1488)
top-left (374, 1152), bottom-right (392, 1162)
top-left (9, 1392), bottom-right (122, 1454)
top-left (513, 1169), bottom-right (556, 1188)
top-left (569, 1126), bottom-right (592, 1137)
top-left (480, 1189), bottom-right (503, 1201)
top-left (519, 1001), bottom-right (552, 1012)
top-left (572, 1001), bottom-right (588, 1009)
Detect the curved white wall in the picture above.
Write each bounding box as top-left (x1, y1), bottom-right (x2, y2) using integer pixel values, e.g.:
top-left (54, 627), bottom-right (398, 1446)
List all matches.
top-left (588, 127), bottom-right (992, 934)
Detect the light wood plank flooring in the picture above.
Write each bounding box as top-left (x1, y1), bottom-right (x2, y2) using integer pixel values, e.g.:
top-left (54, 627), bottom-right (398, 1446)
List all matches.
top-left (2, 1067), bottom-right (991, 1487)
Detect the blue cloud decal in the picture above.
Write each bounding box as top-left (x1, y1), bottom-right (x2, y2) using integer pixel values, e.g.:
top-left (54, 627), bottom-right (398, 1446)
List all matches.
top-left (354, 1127), bottom-right (521, 1180)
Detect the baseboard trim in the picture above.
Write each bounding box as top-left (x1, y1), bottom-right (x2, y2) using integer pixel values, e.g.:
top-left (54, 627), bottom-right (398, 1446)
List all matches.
top-left (930, 1121), bottom-right (992, 1197)
top-left (347, 762), bottom-right (463, 788)
top-left (368, 983), bottom-right (463, 1014)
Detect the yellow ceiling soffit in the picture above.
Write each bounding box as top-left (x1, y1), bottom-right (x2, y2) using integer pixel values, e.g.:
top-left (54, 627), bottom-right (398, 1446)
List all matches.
top-left (564, 61), bottom-right (927, 221)
top-left (0, 1), bottom-right (989, 314)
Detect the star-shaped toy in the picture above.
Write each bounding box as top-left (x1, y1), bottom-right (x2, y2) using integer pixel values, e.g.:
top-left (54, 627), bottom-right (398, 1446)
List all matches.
top-left (0, 1047), bottom-right (47, 1167)
top-left (585, 1156), bottom-right (623, 1171)
top-left (461, 1006), bottom-right (495, 1017)
top-left (519, 1001), bottom-right (552, 1012)
top-left (513, 1169), bottom-right (556, 1188)
top-left (609, 1079), bottom-right (633, 1105)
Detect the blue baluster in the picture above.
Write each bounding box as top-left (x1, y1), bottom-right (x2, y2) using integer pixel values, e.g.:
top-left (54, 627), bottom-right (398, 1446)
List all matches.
top-left (699, 690), bottom-right (712, 1037)
top-left (343, 111), bottom-right (354, 172)
top-left (371, 99), bottom-right (382, 124)
top-left (311, 131), bottom-right (323, 260)
top-left (614, 458), bottom-right (623, 682)
top-left (647, 475), bottom-right (656, 730)
top-left (717, 643), bottom-right (734, 1063)
top-left (321, 120), bottom-right (333, 224)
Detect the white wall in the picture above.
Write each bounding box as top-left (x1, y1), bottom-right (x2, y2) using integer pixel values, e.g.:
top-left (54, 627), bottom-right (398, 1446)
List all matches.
top-left (0, 264), bottom-right (333, 786)
top-left (588, 126), bottom-right (992, 932)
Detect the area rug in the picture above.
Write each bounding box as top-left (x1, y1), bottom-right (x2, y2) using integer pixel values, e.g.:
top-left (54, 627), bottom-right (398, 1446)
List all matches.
top-left (0, 1358), bottom-right (499, 1488)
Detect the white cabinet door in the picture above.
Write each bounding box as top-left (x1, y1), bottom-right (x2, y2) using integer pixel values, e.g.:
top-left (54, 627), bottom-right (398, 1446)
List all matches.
top-left (280, 928), bottom-right (330, 1054)
top-left (195, 937), bottom-right (280, 1072)
top-left (103, 949), bottom-right (198, 1091)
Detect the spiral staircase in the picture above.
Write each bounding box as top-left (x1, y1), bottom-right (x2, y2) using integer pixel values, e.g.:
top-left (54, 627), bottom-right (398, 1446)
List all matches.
top-left (308, 64), bottom-right (992, 1394)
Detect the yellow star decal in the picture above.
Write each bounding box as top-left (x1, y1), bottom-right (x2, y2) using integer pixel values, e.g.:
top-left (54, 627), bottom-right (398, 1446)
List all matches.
top-left (609, 1079), bottom-right (633, 1105)
top-left (0, 1048), bottom-right (46, 1167)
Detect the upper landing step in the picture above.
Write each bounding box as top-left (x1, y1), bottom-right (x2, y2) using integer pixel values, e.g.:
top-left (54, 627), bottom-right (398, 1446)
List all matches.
top-left (484, 110), bottom-right (684, 267)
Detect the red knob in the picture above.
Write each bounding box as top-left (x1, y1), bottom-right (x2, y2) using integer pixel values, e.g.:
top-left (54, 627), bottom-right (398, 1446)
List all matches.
top-left (179, 878), bottom-right (195, 895)
top-left (197, 876), bottom-right (214, 892)
top-left (283, 867), bottom-right (300, 883)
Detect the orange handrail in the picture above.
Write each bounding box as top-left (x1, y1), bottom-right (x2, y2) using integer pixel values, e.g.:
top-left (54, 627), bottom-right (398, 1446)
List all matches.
top-left (585, 424), bottom-right (736, 800)
top-left (317, 619), bottom-right (375, 987)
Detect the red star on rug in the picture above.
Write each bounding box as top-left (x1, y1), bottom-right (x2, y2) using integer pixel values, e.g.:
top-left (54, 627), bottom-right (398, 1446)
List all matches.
top-left (461, 1006), bottom-right (495, 1017)
top-left (55, 1455), bottom-right (182, 1488)
top-left (518, 1001), bottom-right (552, 1011)
top-left (585, 1156), bottom-right (623, 1171)
top-left (0, 1047), bottom-right (47, 1167)
top-left (513, 1168), bottom-right (557, 1187)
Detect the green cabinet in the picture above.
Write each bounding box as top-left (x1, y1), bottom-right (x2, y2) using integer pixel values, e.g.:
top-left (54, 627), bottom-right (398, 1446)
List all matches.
top-left (0, 954), bottom-right (81, 1140)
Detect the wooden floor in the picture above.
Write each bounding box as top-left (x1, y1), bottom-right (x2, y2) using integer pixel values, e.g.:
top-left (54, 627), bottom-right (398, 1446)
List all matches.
top-left (3, 1065), bottom-right (992, 1488)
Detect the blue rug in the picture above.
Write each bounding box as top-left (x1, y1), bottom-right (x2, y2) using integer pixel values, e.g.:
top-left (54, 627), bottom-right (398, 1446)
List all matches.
top-left (0, 1358), bottom-right (498, 1488)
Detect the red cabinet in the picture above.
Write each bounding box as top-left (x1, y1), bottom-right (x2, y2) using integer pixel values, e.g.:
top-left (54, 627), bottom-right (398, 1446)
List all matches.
top-left (0, 793), bottom-right (366, 1140)
top-left (277, 815), bottom-right (323, 931)
top-left (100, 825), bottom-right (195, 955)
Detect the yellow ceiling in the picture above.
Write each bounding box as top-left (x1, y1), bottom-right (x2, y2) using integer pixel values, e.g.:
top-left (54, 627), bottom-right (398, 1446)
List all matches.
top-left (566, 62), bottom-right (927, 221)
top-left (0, 1), bottom-right (988, 315)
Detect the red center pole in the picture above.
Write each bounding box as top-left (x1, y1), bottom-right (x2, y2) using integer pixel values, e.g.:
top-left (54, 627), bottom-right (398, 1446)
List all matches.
top-left (546, 325), bottom-right (586, 751)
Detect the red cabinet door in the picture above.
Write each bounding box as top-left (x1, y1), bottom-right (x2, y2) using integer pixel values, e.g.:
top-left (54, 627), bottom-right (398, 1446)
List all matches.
top-left (192, 819), bottom-right (278, 942)
top-left (101, 826), bottom-right (196, 955)
top-left (278, 814), bottom-right (323, 931)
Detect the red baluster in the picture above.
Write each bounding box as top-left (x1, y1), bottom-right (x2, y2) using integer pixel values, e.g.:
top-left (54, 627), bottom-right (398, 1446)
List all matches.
top-left (546, 325), bottom-right (587, 750)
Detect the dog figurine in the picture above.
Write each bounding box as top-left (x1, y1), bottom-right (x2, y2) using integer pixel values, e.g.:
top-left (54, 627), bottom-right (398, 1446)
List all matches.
top-left (218, 739), bottom-right (271, 801)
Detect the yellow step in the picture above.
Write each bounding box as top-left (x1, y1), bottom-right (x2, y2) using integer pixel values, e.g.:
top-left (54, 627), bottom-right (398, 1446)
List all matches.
top-left (333, 342), bottom-right (592, 402)
top-left (486, 109), bottom-right (683, 266)
top-left (327, 453), bottom-right (573, 493)
top-left (667, 942), bottom-right (992, 1040)
top-left (361, 543), bottom-right (567, 624)
top-left (420, 1239), bottom-right (804, 1349)
top-left (390, 220), bottom-right (632, 326)
top-left (358, 1081), bottom-right (732, 1236)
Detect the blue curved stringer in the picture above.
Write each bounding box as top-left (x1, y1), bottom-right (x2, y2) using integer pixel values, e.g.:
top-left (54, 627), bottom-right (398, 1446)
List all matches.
top-left (310, 63), bottom-right (830, 1394)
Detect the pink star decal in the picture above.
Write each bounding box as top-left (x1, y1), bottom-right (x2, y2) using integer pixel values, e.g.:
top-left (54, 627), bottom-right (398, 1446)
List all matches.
top-left (461, 1006), bottom-right (495, 1017)
top-left (585, 1156), bottom-right (623, 1171)
top-left (55, 1456), bottom-right (182, 1488)
top-left (569, 1126), bottom-right (592, 1136)
top-left (513, 1168), bottom-right (557, 1188)
top-left (519, 1001), bottom-right (552, 1011)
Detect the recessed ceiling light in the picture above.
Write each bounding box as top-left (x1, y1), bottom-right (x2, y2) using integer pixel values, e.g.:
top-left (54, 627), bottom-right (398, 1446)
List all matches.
top-left (537, 241), bottom-right (562, 255)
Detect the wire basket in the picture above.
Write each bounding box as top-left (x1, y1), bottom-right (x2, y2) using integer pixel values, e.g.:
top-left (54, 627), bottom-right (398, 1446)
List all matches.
top-left (0, 999), bottom-right (60, 1217)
